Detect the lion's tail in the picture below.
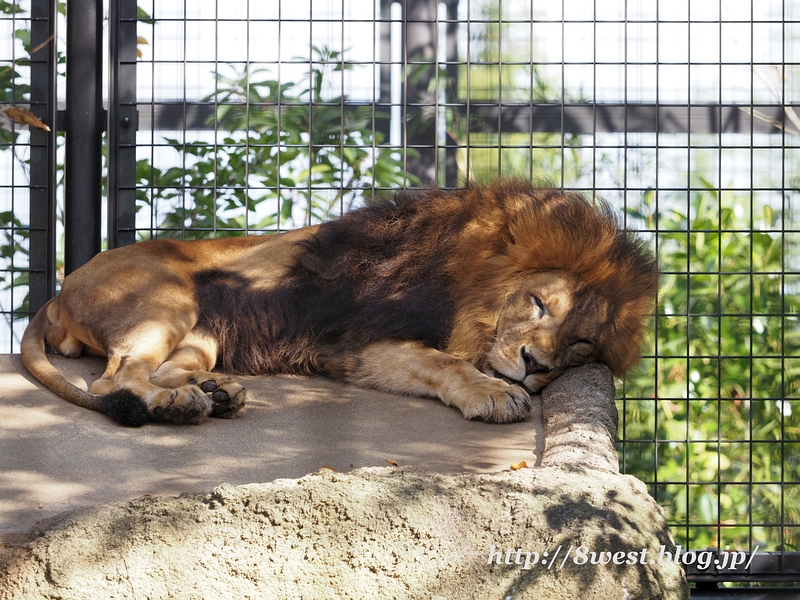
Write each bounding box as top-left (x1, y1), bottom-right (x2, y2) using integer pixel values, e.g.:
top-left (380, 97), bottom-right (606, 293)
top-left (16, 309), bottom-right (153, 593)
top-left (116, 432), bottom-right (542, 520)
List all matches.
top-left (20, 299), bottom-right (148, 427)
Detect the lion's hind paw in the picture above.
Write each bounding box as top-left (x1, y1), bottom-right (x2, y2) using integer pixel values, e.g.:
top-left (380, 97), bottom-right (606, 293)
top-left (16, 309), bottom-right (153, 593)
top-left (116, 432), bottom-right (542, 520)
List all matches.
top-left (191, 375), bottom-right (246, 419)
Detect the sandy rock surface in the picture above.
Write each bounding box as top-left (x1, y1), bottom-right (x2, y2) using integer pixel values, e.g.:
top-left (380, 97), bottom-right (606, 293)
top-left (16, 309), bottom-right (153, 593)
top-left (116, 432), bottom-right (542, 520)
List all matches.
top-left (0, 466), bottom-right (687, 600)
top-left (0, 364), bottom-right (689, 599)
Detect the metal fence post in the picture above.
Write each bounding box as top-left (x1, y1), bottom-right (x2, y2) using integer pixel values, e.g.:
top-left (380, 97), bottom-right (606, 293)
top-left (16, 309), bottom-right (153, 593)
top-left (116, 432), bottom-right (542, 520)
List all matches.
top-left (403, 0), bottom-right (438, 185)
top-left (64, 0), bottom-right (103, 273)
top-left (107, 0), bottom-right (138, 249)
top-left (28, 0), bottom-right (58, 313)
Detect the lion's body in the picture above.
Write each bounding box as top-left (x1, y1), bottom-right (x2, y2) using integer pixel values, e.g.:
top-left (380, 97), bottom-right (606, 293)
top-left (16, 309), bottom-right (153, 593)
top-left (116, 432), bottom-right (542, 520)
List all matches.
top-left (21, 180), bottom-right (659, 426)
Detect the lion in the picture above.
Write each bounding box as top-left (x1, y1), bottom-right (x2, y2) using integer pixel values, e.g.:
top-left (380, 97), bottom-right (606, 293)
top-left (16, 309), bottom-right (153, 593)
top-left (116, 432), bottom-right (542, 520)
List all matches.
top-left (21, 180), bottom-right (659, 427)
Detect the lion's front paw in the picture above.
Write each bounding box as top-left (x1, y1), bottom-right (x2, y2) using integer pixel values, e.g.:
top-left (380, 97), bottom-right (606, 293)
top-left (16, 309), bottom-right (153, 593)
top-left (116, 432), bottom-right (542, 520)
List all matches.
top-left (190, 375), bottom-right (246, 419)
top-left (457, 379), bottom-right (532, 424)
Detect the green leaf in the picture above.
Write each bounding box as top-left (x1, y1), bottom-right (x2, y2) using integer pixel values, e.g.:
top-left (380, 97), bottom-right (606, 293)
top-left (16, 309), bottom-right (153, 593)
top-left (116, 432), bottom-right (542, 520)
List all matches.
top-left (137, 6), bottom-right (155, 24)
top-left (0, 1), bottom-right (23, 15)
top-left (14, 29), bottom-right (31, 52)
top-left (280, 198), bottom-right (294, 222)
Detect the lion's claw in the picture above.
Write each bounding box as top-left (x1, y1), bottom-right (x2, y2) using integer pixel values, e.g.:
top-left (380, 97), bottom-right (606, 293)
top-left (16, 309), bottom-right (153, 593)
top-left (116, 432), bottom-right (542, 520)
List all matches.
top-left (456, 379), bottom-right (531, 424)
top-left (486, 384), bottom-right (532, 423)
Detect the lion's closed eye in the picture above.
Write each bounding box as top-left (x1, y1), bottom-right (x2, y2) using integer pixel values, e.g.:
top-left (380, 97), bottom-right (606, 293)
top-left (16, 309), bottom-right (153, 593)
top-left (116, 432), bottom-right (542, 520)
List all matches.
top-left (531, 295), bottom-right (545, 317)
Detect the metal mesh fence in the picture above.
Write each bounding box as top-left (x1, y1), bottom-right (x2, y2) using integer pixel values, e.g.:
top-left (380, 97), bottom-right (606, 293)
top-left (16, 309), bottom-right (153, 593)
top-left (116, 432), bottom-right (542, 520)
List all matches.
top-left (2, 0), bottom-right (799, 586)
top-left (1, 0), bottom-right (57, 353)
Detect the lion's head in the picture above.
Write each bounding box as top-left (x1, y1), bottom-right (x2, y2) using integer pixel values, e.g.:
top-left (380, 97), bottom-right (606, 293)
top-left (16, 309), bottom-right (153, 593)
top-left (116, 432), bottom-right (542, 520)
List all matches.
top-left (483, 269), bottom-right (625, 393)
top-left (444, 181), bottom-right (660, 392)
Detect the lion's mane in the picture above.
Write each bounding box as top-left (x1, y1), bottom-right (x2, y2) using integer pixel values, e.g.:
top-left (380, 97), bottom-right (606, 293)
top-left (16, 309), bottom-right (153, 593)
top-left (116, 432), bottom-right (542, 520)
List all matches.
top-left (195, 179), bottom-right (659, 377)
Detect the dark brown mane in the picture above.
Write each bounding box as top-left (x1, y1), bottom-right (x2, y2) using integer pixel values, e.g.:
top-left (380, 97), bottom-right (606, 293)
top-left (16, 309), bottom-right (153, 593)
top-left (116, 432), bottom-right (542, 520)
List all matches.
top-left (194, 180), bottom-right (659, 377)
top-left (195, 188), bottom-right (472, 374)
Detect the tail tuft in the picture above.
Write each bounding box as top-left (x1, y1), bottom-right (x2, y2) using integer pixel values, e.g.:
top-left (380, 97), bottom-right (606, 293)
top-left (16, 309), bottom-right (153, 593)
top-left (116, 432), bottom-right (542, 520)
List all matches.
top-left (103, 389), bottom-right (149, 427)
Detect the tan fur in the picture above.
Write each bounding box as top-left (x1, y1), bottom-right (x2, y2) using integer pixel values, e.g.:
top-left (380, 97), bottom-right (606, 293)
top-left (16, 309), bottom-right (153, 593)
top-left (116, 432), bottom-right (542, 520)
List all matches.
top-left (21, 181), bottom-right (658, 426)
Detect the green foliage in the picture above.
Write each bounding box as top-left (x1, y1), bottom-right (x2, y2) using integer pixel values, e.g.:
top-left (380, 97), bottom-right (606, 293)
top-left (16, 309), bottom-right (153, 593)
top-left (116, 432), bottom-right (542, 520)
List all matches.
top-left (0, 4), bottom-right (36, 319)
top-left (621, 185), bottom-right (800, 553)
top-left (0, 2), bottom-right (67, 323)
top-left (0, 0), bottom-right (23, 15)
top-left (0, 67), bottom-right (29, 145)
top-left (137, 47), bottom-right (415, 239)
top-left (0, 2), bottom-right (32, 146)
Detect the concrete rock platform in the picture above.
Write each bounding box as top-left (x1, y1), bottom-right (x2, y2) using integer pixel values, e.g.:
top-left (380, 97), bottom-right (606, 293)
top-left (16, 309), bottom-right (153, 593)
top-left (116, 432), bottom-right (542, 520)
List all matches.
top-left (0, 354), bottom-right (544, 534)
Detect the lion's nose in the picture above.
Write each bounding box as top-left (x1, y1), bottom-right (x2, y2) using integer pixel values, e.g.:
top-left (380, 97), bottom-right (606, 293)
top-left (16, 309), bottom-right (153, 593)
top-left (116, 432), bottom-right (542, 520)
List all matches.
top-left (521, 346), bottom-right (552, 375)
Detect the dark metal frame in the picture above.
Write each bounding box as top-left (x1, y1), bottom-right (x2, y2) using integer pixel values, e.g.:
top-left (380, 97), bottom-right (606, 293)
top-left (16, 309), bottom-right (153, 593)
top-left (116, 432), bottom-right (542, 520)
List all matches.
top-left (62, 0), bottom-right (102, 273)
top-left (27, 0), bottom-right (58, 309)
top-left (107, 0), bottom-right (138, 248)
top-left (138, 101), bottom-right (796, 135)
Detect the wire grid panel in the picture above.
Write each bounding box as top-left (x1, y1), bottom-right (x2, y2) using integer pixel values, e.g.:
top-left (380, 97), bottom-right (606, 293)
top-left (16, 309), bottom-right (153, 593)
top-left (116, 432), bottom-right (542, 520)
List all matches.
top-left (133, 0), bottom-right (401, 237)
top-left (0, 3), bottom-right (28, 352)
top-left (0, 0), bottom-right (56, 354)
top-left (1, 0), bottom-right (798, 577)
top-left (131, 0), bottom-right (800, 565)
